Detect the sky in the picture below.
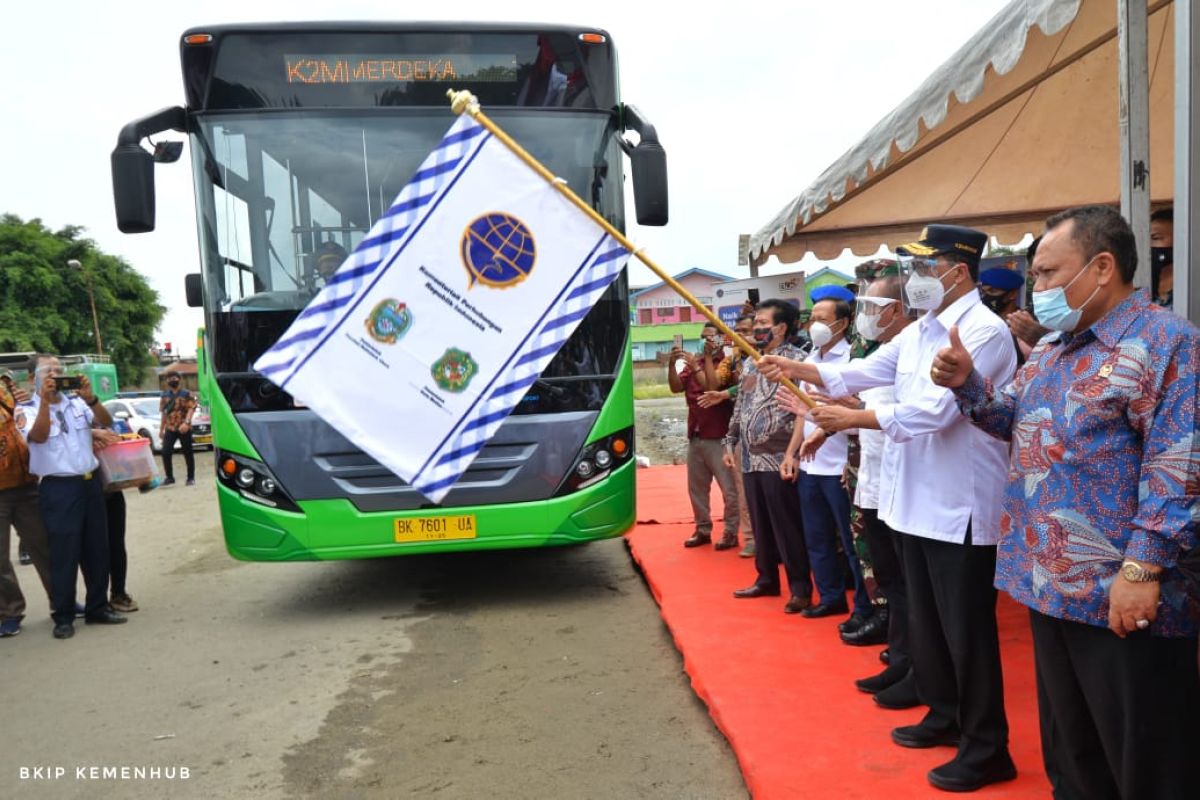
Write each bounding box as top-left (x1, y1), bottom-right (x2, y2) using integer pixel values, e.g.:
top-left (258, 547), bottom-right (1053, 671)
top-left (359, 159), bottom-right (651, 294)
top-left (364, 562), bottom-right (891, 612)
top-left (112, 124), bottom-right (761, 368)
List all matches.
top-left (1, 0), bottom-right (1011, 356)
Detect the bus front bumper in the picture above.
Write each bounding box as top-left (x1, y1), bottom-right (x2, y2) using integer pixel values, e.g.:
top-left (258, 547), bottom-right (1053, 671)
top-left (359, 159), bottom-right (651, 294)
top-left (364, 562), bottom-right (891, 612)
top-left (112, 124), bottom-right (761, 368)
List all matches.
top-left (218, 459), bottom-right (636, 561)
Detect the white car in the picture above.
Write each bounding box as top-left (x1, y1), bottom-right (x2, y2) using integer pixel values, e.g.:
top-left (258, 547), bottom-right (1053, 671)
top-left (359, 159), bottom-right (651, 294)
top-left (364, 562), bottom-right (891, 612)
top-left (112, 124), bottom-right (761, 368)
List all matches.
top-left (103, 398), bottom-right (213, 453)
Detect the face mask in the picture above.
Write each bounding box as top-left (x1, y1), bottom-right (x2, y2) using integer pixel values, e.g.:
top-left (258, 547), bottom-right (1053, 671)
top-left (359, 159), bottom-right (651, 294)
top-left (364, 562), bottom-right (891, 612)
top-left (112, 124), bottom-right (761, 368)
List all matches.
top-left (904, 266), bottom-right (956, 311)
top-left (980, 293), bottom-right (1009, 314)
top-left (752, 326), bottom-right (774, 348)
top-left (856, 311), bottom-right (888, 342)
top-left (808, 321), bottom-right (839, 348)
top-left (1150, 246), bottom-right (1172, 270)
top-left (1031, 257), bottom-right (1100, 332)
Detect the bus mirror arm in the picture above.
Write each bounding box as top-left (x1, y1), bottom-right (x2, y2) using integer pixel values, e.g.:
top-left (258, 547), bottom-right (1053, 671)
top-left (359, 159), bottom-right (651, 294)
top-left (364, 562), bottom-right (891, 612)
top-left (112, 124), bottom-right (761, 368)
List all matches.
top-left (622, 105), bottom-right (668, 227)
top-left (111, 106), bottom-right (187, 235)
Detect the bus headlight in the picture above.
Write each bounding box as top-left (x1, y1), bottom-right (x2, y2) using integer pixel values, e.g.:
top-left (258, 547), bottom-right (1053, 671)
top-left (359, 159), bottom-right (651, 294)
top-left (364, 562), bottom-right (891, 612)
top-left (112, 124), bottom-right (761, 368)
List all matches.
top-left (216, 449), bottom-right (301, 513)
top-left (557, 426), bottom-right (636, 496)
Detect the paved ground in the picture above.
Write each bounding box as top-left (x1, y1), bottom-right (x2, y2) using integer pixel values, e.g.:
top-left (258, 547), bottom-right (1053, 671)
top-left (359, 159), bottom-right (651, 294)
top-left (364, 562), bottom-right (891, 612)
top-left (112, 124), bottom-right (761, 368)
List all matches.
top-left (0, 450), bottom-right (745, 799)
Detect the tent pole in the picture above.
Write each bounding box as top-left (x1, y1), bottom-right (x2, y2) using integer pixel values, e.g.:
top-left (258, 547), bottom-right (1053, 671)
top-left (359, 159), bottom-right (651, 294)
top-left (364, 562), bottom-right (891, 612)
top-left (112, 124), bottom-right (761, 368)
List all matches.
top-left (1176, 0), bottom-right (1199, 322)
top-left (1118, 0), bottom-right (1152, 289)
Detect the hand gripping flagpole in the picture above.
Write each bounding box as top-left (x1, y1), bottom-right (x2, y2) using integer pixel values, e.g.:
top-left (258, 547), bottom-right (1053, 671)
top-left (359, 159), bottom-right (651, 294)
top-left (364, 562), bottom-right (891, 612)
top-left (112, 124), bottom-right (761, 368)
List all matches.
top-left (446, 90), bottom-right (816, 409)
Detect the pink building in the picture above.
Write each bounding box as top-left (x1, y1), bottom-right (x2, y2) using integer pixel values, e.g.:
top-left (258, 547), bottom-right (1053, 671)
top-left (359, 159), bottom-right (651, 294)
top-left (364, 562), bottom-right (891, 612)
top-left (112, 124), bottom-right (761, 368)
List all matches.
top-left (630, 268), bottom-right (733, 325)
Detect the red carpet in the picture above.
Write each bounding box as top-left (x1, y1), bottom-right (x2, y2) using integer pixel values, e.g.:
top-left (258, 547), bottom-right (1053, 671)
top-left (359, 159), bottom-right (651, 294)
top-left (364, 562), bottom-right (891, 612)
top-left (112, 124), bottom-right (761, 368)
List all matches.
top-left (628, 465), bottom-right (1050, 799)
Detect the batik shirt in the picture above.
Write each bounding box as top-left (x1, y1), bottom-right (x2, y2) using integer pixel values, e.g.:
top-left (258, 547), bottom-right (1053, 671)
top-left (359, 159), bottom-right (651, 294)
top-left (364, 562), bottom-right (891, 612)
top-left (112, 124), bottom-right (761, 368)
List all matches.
top-left (723, 343), bottom-right (805, 473)
top-left (0, 381), bottom-right (34, 490)
top-left (953, 291), bottom-right (1200, 636)
top-left (159, 389), bottom-right (196, 434)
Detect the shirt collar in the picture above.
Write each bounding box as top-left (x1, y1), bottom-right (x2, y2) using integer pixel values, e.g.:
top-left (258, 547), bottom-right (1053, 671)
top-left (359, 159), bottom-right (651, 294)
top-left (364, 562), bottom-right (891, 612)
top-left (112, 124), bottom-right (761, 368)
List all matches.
top-left (1081, 289), bottom-right (1149, 348)
top-left (921, 290), bottom-right (982, 335)
top-left (818, 337), bottom-right (850, 360)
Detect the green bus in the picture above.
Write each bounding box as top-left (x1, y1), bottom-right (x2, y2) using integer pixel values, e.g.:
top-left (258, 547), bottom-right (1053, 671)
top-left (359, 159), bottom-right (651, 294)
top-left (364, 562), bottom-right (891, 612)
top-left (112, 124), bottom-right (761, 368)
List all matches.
top-left (111, 23), bottom-right (667, 560)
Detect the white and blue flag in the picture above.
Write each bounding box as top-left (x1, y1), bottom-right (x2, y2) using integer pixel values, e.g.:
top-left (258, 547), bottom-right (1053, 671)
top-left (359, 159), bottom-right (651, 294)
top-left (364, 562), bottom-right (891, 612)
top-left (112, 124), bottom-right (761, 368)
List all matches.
top-left (254, 115), bottom-right (631, 503)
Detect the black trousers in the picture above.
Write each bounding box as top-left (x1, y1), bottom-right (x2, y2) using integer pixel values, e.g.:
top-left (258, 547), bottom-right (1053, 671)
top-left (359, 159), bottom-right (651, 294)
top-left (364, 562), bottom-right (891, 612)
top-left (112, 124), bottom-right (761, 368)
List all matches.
top-left (861, 508), bottom-right (909, 671)
top-left (105, 491), bottom-right (127, 597)
top-left (161, 429), bottom-right (195, 481)
top-left (1029, 609), bottom-right (1200, 800)
top-left (899, 529), bottom-right (1009, 769)
top-left (743, 471), bottom-right (812, 600)
top-left (38, 475), bottom-right (110, 624)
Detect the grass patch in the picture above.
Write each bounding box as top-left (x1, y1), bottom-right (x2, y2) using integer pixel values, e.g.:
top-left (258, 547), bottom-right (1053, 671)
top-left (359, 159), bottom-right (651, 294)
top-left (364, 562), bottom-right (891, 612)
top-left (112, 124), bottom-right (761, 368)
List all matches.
top-left (633, 383), bottom-right (676, 400)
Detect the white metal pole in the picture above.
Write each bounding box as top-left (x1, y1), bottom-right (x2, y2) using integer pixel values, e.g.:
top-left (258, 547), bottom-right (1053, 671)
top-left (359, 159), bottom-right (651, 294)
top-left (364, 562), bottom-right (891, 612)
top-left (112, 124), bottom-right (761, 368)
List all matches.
top-left (1118, 0), bottom-right (1152, 289)
top-left (1176, 0), bottom-right (1199, 322)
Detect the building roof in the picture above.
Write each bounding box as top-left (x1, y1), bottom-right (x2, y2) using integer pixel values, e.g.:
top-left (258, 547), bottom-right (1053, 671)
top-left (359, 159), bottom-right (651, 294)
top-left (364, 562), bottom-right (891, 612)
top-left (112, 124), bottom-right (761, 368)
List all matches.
top-left (804, 267), bottom-right (855, 284)
top-left (629, 268), bottom-right (736, 300)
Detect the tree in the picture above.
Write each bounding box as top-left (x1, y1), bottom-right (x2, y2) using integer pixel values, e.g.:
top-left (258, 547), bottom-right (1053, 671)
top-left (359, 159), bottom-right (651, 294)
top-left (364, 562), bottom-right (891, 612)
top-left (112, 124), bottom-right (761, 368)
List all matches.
top-left (0, 214), bottom-right (165, 386)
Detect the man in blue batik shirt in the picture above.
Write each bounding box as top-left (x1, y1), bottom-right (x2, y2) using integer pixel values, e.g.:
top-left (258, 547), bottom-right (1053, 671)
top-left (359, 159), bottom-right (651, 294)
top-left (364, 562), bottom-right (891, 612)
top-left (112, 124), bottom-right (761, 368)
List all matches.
top-left (932, 205), bottom-right (1199, 800)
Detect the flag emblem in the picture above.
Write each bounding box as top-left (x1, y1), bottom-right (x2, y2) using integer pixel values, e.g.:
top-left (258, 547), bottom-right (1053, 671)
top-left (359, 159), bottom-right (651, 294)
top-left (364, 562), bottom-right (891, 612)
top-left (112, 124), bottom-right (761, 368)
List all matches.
top-left (461, 212), bottom-right (536, 288)
top-left (364, 299), bottom-right (413, 345)
top-left (432, 347), bottom-right (479, 393)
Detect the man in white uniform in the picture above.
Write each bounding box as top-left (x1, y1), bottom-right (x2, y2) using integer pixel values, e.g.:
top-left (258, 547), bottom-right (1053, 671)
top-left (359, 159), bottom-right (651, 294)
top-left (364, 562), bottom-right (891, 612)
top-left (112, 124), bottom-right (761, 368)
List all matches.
top-left (760, 225), bottom-right (1018, 793)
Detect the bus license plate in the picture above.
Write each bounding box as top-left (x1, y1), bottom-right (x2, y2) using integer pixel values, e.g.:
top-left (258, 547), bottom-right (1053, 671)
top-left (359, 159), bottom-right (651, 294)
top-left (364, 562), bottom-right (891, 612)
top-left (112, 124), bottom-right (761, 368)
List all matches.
top-left (394, 514), bottom-right (477, 543)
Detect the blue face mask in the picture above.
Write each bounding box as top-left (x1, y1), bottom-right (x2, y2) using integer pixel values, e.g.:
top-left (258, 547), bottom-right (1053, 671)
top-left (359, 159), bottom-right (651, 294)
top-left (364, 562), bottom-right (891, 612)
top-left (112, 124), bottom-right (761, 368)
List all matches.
top-left (1031, 257), bottom-right (1100, 332)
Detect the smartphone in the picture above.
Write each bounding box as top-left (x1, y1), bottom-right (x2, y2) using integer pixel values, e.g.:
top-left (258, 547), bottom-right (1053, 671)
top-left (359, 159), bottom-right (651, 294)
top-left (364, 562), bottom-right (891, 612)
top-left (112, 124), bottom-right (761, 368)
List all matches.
top-left (672, 334), bottom-right (684, 349)
top-left (54, 375), bottom-right (83, 391)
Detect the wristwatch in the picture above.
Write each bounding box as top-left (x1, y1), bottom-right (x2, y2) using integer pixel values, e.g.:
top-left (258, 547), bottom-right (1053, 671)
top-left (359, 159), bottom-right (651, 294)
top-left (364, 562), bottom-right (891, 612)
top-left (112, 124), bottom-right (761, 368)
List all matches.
top-left (1120, 560), bottom-right (1163, 582)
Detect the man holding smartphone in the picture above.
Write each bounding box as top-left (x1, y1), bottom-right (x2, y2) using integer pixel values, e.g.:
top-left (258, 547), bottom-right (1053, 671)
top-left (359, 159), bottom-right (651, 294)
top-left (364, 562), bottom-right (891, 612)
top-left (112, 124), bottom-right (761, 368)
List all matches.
top-left (22, 355), bottom-right (126, 639)
top-left (668, 323), bottom-right (740, 550)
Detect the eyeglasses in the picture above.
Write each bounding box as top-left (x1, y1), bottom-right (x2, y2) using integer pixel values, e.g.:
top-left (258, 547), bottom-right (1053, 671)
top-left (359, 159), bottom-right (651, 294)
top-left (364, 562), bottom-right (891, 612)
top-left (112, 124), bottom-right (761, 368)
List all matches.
top-left (55, 409), bottom-right (68, 434)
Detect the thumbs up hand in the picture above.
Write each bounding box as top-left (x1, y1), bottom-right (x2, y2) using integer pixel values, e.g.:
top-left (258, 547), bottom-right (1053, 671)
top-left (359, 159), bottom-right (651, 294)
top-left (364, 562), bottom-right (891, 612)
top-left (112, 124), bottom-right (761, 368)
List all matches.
top-left (930, 325), bottom-right (973, 388)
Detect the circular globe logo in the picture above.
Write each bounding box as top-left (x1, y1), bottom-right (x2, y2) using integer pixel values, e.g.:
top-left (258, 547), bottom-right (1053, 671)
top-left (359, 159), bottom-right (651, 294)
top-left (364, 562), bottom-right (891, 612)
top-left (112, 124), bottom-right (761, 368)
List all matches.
top-left (460, 212), bottom-right (536, 289)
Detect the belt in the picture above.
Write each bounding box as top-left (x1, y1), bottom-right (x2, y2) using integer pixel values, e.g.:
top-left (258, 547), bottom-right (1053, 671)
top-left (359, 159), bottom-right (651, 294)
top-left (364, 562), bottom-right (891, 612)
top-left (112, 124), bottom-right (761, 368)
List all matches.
top-left (41, 472), bottom-right (93, 482)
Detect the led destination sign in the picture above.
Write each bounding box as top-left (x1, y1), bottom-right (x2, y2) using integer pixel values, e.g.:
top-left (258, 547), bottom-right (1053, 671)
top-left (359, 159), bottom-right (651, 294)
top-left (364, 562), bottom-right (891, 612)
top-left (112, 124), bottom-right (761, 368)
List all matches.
top-left (285, 54), bottom-right (518, 84)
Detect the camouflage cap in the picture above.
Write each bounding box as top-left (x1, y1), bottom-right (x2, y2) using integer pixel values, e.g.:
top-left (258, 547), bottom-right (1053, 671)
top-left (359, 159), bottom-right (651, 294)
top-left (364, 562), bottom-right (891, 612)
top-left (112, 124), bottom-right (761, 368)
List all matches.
top-left (854, 258), bottom-right (900, 282)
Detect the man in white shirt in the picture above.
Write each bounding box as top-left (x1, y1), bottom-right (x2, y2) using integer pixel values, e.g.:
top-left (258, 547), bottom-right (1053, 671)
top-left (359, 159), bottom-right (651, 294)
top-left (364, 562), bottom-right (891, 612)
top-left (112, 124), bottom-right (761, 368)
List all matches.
top-left (761, 225), bottom-right (1018, 793)
top-left (23, 356), bottom-right (126, 640)
top-left (781, 296), bottom-right (870, 624)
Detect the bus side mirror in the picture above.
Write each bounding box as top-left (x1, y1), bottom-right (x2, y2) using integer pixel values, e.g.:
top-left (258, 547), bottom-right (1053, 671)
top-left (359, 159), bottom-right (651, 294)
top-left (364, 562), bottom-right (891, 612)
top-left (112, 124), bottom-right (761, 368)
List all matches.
top-left (110, 106), bottom-right (188, 235)
top-left (622, 104), bottom-right (668, 227)
top-left (631, 142), bottom-right (668, 227)
top-left (112, 145), bottom-right (156, 233)
top-left (185, 273), bottom-right (204, 308)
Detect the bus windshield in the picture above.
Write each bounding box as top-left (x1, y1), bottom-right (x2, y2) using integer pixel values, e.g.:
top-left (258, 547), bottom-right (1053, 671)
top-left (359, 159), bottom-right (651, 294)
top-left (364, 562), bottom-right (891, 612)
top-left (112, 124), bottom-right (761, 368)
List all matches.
top-left (193, 108), bottom-right (628, 411)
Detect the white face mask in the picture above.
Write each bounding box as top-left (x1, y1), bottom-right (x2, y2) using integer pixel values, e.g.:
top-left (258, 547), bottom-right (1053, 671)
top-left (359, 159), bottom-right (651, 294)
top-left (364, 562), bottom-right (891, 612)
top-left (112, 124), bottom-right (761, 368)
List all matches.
top-left (856, 310), bottom-right (887, 342)
top-left (905, 270), bottom-right (949, 310)
top-left (809, 321), bottom-right (838, 348)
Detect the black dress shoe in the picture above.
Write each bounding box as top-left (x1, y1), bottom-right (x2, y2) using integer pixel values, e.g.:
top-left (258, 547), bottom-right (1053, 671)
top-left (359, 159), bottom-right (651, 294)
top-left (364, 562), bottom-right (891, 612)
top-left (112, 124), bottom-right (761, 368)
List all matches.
top-left (875, 672), bottom-right (921, 710)
top-left (854, 663), bottom-right (908, 695)
top-left (683, 533), bottom-right (712, 548)
top-left (53, 622), bottom-right (74, 640)
top-left (713, 535), bottom-right (739, 551)
top-left (84, 609), bottom-right (128, 625)
top-left (891, 723), bottom-right (960, 749)
top-left (732, 584), bottom-right (781, 599)
top-left (927, 754), bottom-right (1017, 792)
top-left (838, 611), bottom-right (872, 634)
top-left (842, 613), bottom-right (889, 646)
top-left (783, 596), bottom-right (812, 614)
top-left (800, 598), bottom-right (849, 618)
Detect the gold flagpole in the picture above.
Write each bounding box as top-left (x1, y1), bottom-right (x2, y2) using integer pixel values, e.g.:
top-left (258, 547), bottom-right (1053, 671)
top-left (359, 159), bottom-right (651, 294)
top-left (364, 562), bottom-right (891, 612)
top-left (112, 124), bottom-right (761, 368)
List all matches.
top-left (447, 90), bottom-right (816, 409)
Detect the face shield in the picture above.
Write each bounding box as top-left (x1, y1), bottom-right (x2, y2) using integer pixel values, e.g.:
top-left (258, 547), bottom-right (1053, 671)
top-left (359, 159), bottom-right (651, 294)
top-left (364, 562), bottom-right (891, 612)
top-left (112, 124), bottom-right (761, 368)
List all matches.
top-left (854, 295), bottom-right (898, 342)
top-left (899, 253), bottom-right (956, 315)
